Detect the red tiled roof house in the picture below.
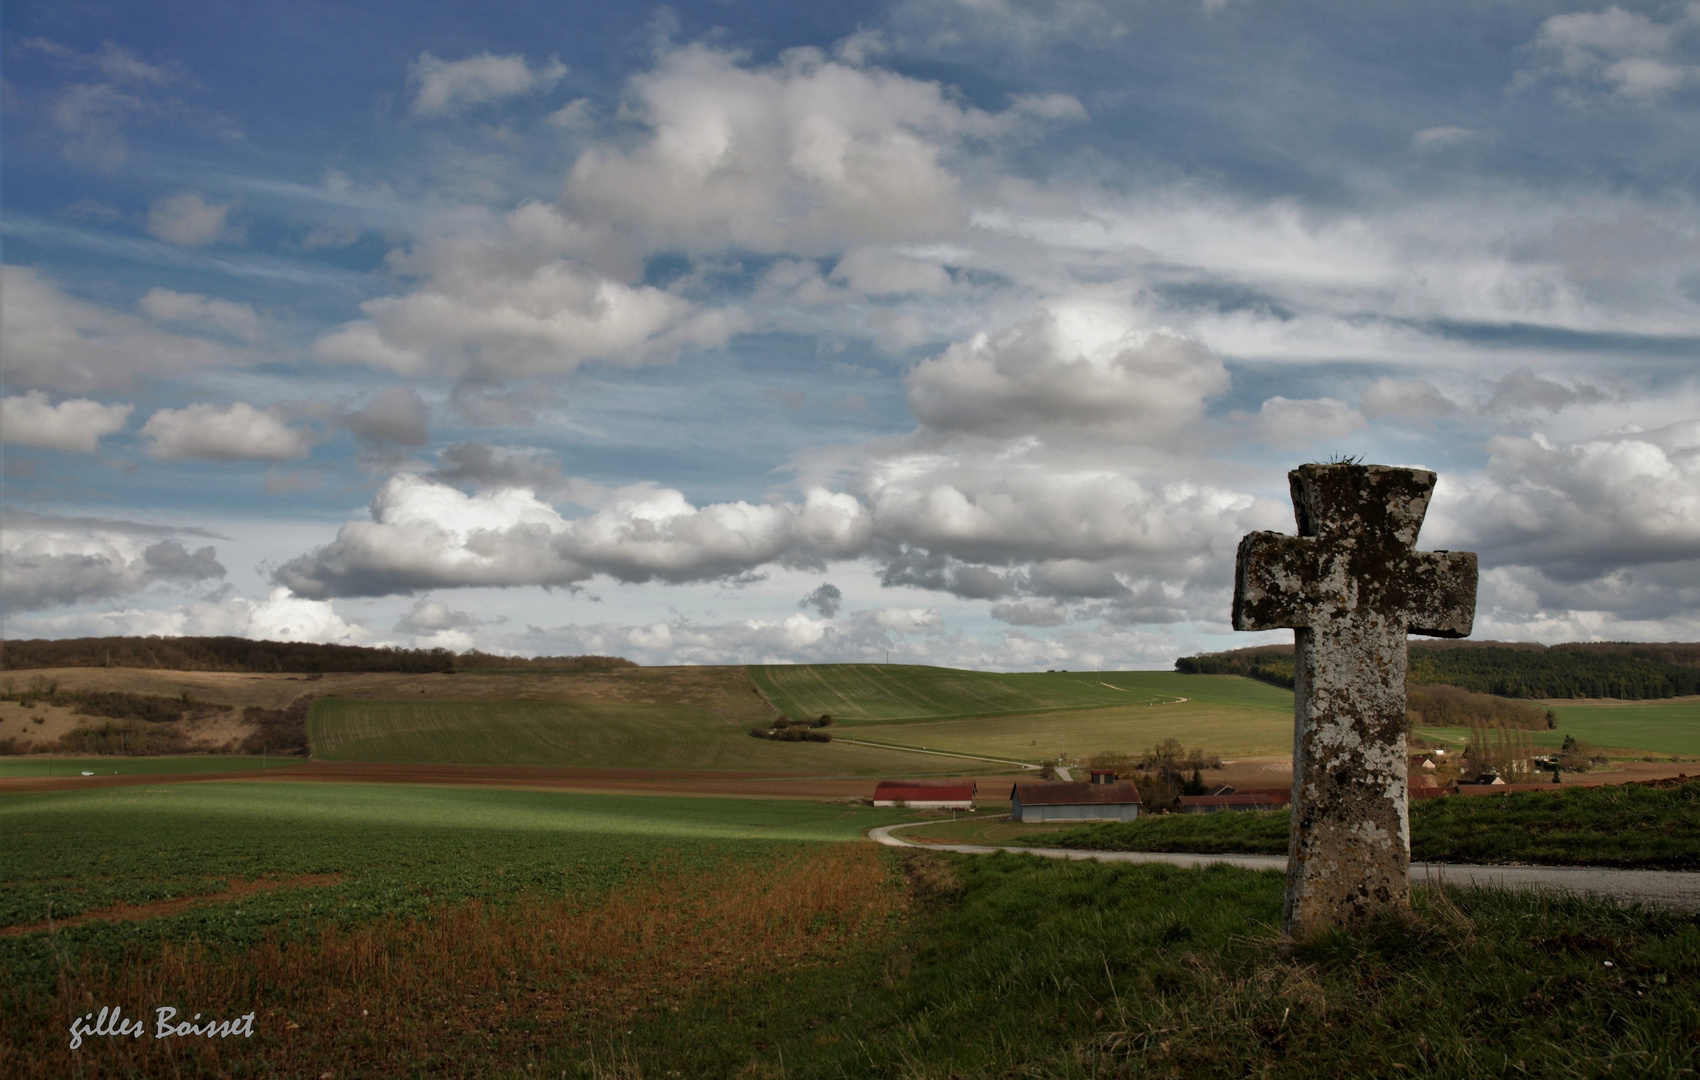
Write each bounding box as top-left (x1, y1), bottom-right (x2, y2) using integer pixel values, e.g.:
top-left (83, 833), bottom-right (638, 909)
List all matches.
top-left (873, 780), bottom-right (977, 810)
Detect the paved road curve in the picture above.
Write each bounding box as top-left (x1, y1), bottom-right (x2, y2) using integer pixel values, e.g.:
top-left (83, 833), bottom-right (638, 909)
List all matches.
top-left (869, 822), bottom-right (1700, 911)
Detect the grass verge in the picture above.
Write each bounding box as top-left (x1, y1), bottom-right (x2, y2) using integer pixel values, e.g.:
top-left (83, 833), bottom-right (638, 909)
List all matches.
top-left (1030, 779), bottom-right (1700, 870)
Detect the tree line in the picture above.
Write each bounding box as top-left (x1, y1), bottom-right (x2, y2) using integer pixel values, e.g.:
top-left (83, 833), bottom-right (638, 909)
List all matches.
top-left (1176, 640), bottom-right (1700, 699)
top-left (0, 636), bottom-right (635, 674)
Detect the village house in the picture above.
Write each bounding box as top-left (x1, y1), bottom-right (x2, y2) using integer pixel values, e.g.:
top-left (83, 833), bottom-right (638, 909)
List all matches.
top-left (1010, 770), bottom-right (1142, 822)
top-left (872, 780), bottom-right (977, 810)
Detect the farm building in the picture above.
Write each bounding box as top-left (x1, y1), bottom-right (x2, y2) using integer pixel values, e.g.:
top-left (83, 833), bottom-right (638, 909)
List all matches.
top-left (1178, 792), bottom-right (1278, 814)
top-left (873, 780), bottom-right (977, 809)
top-left (1009, 772), bottom-right (1142, 822)
top-left (1178, 785), bottom-right (1291, 813)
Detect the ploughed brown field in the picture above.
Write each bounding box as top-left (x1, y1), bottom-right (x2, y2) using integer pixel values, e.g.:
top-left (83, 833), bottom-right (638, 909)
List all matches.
top-left (1, 759), bottom-right (1009, 799)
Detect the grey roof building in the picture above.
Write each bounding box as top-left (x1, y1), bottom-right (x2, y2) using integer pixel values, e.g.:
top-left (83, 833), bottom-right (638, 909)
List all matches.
top-left (1010, 773), bottom-right (1143, 823)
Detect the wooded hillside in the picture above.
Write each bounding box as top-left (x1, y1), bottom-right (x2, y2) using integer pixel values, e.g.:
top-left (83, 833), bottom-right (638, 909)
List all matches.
top-left (0, 636), bottom-right (634, 674)
top-left (1176, 640), bottom-right (1700, 699)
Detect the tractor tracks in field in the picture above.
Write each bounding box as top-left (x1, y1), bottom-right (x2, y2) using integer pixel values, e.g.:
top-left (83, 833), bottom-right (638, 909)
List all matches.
top-left (833, 738), bottom-right (1040, 772)
top-left (2, 874), bottom-right (344, 937)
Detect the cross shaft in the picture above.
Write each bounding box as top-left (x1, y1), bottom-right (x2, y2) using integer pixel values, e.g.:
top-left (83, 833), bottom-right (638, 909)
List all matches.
top-left (1233, 463), bottom-right (1476, 936)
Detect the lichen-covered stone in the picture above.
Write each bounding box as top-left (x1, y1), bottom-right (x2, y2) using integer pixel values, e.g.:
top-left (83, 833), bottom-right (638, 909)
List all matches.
top-left (1233, 464), bottom-right (1477, 937)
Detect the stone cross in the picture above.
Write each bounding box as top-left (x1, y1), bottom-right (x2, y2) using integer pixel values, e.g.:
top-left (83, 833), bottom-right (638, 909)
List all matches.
top-left (1233, 463), bottom-right (1476, 937)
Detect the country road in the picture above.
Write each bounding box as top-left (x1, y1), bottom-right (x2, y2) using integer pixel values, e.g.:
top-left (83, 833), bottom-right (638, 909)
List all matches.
top-left (869, 822), bottom-right (1700, 911)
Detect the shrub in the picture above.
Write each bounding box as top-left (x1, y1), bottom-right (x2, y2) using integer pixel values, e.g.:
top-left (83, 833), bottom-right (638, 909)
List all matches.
top-left (239, 696), bottom-right (312, 755)
top-left (55, 720), bottom-right (194, 755)
top-left (749, 724), bottom-right (831, 743)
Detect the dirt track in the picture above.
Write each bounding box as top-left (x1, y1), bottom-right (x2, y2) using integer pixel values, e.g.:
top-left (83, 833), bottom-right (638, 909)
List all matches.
top-left (0, 873), bottom-right (344, 937)
top-left (0, 759), bottom-right (1026, 801)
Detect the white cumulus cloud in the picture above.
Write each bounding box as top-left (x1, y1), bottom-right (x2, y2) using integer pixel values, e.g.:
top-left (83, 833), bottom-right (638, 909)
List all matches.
top-left (141, 402), bottom-right (316, 462)
top-left (0, 266), bottom-right (253, 394)
top-left (146, 192), bottom-right (240, 247)
top-left (1430, 420), bottom-right (1700, 580)
top-left (1524, 5), bottom-right (1700, 103)
top-left (408, 51), bottom-right (567, 116)
top-left (138, 288), bottom-right (262, 341)
top-left (31, 588), bottom-right (374, 645)
top-left (1, 391), bottom-right (132, 452)
top-left (1234, 396), bottom-right (1367, 448)
top-left (312, 202), bottom-right (743, 383)
top-left (562, 43), bottom-right (1018, 254)
top-left (905, 302), bottom-right (1229, 439)
top-left (274, 474), bottom-right (874, 598)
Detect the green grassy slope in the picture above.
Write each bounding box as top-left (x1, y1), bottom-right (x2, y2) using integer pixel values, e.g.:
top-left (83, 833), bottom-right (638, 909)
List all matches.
top-left (750, 663), bottom-right (1141, 722)
top-left (751, 664), bottom-right (1290, 724)
top-left (754, 667), bottom-right (1296, 760)
top-left (307, 697), bottom-right (967, 773)
top-left (1545, 698), bottom-right (1700, 756)
top-left (1416, 698), bottom-right (1700, 758)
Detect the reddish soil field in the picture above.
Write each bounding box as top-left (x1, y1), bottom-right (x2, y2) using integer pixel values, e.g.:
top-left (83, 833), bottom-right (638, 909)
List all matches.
top-left (0, 759), bottom-right (1029, 801)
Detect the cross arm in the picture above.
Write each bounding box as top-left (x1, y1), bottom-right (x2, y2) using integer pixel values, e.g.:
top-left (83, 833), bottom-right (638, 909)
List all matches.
top-left (1232, 531), bottom-right (1314, 631)
top-left (1404, 550), bottom-right (1477, 638)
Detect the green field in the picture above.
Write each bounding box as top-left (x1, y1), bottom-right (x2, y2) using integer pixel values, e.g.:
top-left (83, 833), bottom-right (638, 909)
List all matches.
top-left (1417, 698), bottom-right (1700, 758)
top-left (0, 781), bottom-right (913, 935)
top-left (1025, 779), bottom-right (1700, 870)
top-left (758, 664), bottom-right (1695, 763)
top-left (751, 663), bottom-right (1192, 722)
top-left (751, 667), bottom-right (1296, 760)
top-left (5, 780), bottom-right (1696, 1078)
top-left (1546, 698), bottom-right (1700, 756)
top-left (308, 697), bottom-right (972, 773)
top-left (842, 672), bottom-right (1295, 760)
top-left (0, 754), bottom-right (307, 779)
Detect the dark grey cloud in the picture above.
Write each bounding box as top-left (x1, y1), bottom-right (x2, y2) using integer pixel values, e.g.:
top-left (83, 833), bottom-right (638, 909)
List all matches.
top-left (989, 599), bottom-right (1067, 627)
top-left (1483, 368), bottom-right (1608, 414)
top-left (339, 386), bottom-right (430, 447)
top-left (877, 545), bottom-right (1016, 600)
top-left (799, 582), bottom-right (842, 617)
top-left (427, 441), bottom-right (573, 499)
top-left (141, 539), bottom-right (226, 581)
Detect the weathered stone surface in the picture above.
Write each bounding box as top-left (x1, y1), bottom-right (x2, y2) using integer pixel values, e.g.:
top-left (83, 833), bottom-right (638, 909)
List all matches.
top-left (1233, 463), bottom-right (1476, 937)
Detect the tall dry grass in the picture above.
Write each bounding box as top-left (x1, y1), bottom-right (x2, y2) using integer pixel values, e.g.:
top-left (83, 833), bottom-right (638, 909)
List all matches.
top-left (5, 844), bottom-right (903, 1079)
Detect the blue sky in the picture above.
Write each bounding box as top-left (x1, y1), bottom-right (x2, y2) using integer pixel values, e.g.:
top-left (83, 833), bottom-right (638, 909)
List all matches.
top-left (3, 0), bottom-right (1698, 667)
